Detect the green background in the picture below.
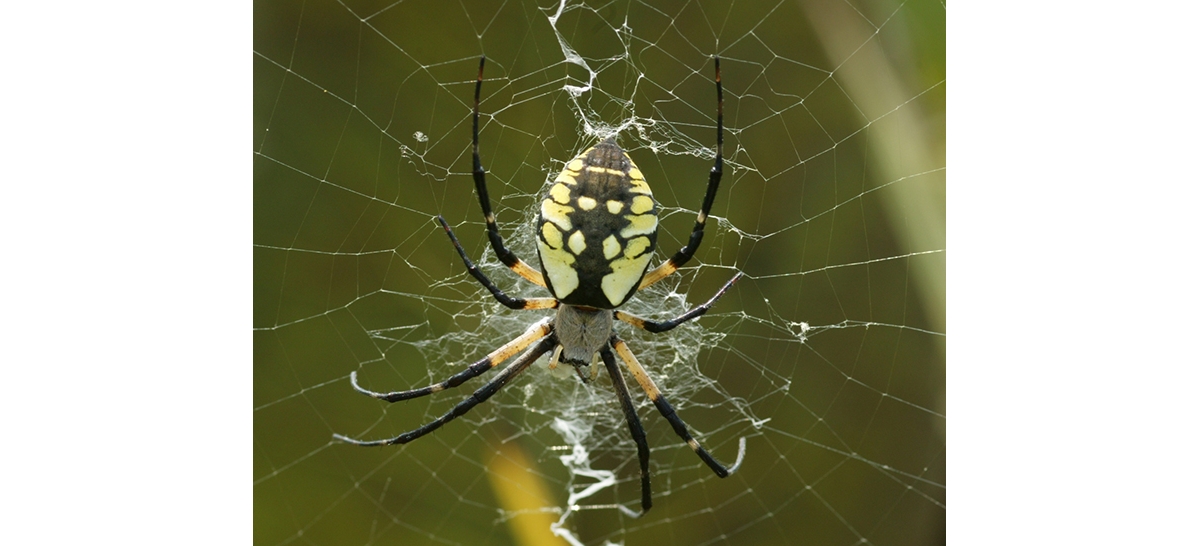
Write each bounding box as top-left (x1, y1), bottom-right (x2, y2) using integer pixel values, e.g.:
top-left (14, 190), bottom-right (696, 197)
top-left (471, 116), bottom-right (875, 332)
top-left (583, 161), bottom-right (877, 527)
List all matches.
top-left (254, 0), bottom-right (945, 544)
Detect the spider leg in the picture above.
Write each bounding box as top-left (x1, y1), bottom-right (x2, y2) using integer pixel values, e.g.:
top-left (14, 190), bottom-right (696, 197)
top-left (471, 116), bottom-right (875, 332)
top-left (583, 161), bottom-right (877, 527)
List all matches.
top-left (437, 216), bottom-right (557, 310)
top-left (600, 347), bottom-right (653, 516)
top-left (470, 56), bottom-right (547, 288)
top-left (640, 57), bottom-right (724, 290)
top-left (346, 318), bottom-right (552, 403)
top-left (616, 272), bottom-right (741, 333)
top-left (335, 336), bottom-right (556, 446)
top-left (610, 335), bottom-right (746, 478)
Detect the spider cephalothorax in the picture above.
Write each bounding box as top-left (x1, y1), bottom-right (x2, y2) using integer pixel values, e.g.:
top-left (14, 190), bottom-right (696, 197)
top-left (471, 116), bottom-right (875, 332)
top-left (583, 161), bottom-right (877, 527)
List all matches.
top-left (335, 56), bottom-right (745, 517)
top-left (552, 304), bottom-right (612, 368)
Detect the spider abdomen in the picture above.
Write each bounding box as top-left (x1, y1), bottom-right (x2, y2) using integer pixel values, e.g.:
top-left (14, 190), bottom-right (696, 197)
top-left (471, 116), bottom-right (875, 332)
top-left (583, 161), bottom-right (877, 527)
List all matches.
top-left (536, 138), bottom-right (659, 309)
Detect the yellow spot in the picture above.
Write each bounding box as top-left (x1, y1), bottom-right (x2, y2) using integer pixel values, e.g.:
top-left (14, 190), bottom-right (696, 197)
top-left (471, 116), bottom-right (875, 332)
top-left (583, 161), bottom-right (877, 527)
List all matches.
top-left (601, 251), bottom-right (653, 306)
top-left (549, 183), bottom-right (571, 204)
top-left (586, 166), bottom-right (626, 176)
top-left (541, 200), bottom-right (574, 231)
top-left (606, 200), bottom-right (624, 214)
top-left (555, 170), bottom-right (578, 185)
top-left (630, 195), bottom-right (654, 214)
top-left (541, 222), bottom-right (563, 249)
top-left (602, 235), bottom-right (621, 259)
top-left (628, 179), bottom-right (652, 195)
top-left (567, 158), bottom-right (584, 172)
top-left (577, 196), bottom-right (597, 210)
top-left (537, 242), bottom-right (579, 298)
top-left (624, 236), bottom-right (651, 259)
top-left (629, 167), bottom-right (644, 180)
top-left (567, 230), bottom-right (586, 255)
top-left (620, 214), bottom-right (657, 238)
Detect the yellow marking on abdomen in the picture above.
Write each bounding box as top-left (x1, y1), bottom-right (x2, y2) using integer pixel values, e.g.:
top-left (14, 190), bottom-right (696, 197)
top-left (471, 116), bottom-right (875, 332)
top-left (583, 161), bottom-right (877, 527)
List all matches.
top-left (537, 242), bottom-right (579, 298)
top-left (620, 214), bottom-right (657, 238)
top-left (541, 222), bottom-right (563, 249)
top-left (629, 179), bottom-right (652, 195)
top-left (555, 171), bottom-right (579, 185)
top-left (567, 230), bottom-right (587, 255)
top-left (606, 200), bottom-right (624, 214)
top-left (549, 183), bottom-right (571, 204)
top-left (585, 166), bottom-right (627, 176)
top-left (624, 236), bottom-right (651, 259)
top-left (577, 196), bottom-right (597, 210)
top-left (602, 235), bottom-right (621, 259)
top-left (601, 250), bottom-right (654, 307)
top-left (630, 195), bottom-right (654, 214)
top-left (541, 200), bottom-right (574, 231)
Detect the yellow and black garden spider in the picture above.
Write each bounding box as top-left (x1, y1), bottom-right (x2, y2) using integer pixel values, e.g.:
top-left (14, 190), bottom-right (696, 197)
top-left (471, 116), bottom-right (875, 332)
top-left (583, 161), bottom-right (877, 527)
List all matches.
top-left (335, 56), bottom-right (745, 517)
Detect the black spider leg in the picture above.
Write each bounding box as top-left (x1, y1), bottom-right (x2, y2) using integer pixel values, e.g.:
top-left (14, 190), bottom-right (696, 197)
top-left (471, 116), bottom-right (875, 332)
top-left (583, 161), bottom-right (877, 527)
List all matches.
top-left (470, 56), bottom-right (546, 288)
top-left (616, 272), bottom-right (741, 333)
top-left (342, 318), bottom-right (552, 404)
top-left (437, 216), bottom-right (557, 310)
top-left (611, 335), bottom-right (747, 478)
top-left (640, 56), bottom-right (724, 289)
top-left (335, 336), bottom-right (556, 447)
top-left (600, 347), bottom-right (653, 517)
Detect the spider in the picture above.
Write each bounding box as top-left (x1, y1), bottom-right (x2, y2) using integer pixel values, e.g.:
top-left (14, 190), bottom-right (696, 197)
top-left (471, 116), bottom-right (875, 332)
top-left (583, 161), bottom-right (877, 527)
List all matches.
top-left (335, 56), bottom-right (745, 517)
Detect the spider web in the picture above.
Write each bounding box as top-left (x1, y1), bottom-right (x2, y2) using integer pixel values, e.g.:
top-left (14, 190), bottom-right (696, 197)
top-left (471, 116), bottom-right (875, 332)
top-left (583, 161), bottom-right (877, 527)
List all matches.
top-left (254, 0), bottom-right (945, 544)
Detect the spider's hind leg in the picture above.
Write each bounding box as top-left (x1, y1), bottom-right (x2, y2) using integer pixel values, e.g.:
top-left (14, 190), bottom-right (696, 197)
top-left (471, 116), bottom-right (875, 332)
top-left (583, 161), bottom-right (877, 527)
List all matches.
top-left (335, 335), bottom-right (557, 446)
top-left (601, 347), bottom-right (652, 516)
top-left (610, 335), bottom-right (746, 478)
top-left (345, 318), bottom-right (552, 403)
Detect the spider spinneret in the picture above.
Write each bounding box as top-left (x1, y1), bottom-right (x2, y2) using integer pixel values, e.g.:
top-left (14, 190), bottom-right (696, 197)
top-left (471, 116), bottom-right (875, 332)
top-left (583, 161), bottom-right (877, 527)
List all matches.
top-left (335, 56), bottom-right (745, 517)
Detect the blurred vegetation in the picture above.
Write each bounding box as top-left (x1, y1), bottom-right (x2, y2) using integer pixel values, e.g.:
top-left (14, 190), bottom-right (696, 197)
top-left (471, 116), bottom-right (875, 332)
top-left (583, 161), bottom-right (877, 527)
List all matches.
top-left (255, 0), bottom-right (944, 544)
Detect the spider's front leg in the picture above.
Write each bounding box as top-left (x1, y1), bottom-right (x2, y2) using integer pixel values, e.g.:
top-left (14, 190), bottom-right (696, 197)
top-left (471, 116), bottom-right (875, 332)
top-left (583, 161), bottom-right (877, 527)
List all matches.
top-left (437, 216), bottom-right (557, 311)
top-left (469, 57), bottom-right (546, 289)
top-left (639, 56), bottom-right (726, 290)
